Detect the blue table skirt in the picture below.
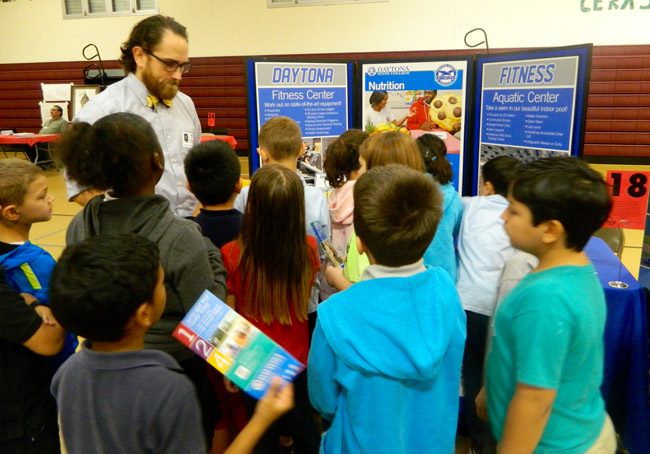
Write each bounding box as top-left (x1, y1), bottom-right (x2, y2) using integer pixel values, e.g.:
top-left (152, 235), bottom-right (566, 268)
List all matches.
top-left (585, 237), bottom-right (649, 454)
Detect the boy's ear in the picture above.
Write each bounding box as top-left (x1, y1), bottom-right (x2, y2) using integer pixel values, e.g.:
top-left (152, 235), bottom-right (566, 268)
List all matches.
top-left (540, 219), bottom-right (565, 245)
top-left (153, 151), bottom-right (164, 171)
top-left (233, 177), bottom-right (243, 194)
top-left (355, 235), bottom-right (366, 255)
top-left (133, 302), bottom-right (156, 329)
top-left (257, 147), bottom-right (270, 164)
top-left (356, 235), bottom-right (377, 265)
top-left (482, 181), bottom-right (496, 196)
top-left (298, 142), bottom-right (306, 158)
top-left (0, 204), bottom-right (19, 222)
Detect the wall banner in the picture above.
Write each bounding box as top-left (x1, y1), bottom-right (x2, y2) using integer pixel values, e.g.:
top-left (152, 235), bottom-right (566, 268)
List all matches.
top-left (246, 60), bottom-right (354, 176)
top-left (359, 58), bottom-right (473, 193)
top-left (472, 45), bottom-right (592, 194)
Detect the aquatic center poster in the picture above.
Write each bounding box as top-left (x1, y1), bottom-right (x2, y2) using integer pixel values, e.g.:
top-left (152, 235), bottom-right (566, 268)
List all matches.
top-left (472, 45), bottom-right (591, 193)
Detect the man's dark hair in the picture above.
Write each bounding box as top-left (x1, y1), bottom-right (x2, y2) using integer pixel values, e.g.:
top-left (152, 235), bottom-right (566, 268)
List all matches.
top-left (511, 157), bottom-right (612, 251)
top-left (120, 15), bottom-right (188, 73)
top-left (354, 164), bottom-right (442, 266)
top-left (185, 141), bottom-right (240, 205)
top-left (50, 234), bottom-right (160, 342)
top-left (481, 156), bottom-right (523, 196)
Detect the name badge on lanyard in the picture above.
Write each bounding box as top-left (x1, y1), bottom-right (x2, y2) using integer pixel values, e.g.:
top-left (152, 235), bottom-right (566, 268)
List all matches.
top-left (182, 131), bottom-right (194, 149)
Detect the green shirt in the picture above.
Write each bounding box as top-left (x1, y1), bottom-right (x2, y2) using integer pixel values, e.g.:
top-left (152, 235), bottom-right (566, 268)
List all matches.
top-left (342, 231), bottom-right (369, 283)
top-left (39, 117), bottom-right (69, 134)
top-left (486, 264), bottom-right (606, 453)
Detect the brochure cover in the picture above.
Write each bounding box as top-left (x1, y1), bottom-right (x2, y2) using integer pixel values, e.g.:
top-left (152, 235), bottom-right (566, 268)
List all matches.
top-left (310, 221), bottom-right (343, 267)
top-left (173, 290), bottom-right (305, 399)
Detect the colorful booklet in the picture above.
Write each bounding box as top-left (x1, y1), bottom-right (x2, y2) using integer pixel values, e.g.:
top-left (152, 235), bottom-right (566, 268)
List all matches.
top-left (173, 290), bottom-right (304, 399)
top-left (310, 221), bottom-right (344, 267)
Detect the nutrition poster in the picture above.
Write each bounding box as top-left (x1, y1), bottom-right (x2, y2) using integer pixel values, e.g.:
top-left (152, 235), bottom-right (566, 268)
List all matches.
top-left (359, 58), bottom-right (473, 193)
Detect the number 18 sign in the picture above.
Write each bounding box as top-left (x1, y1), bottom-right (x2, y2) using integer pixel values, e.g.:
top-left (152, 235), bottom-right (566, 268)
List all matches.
top-left (604, 170), bottom-right (650, 230)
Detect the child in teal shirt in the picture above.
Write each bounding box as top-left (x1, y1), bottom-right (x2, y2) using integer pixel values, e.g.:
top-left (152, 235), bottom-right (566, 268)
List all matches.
top-left (479, 157), bottom-right (616, 453)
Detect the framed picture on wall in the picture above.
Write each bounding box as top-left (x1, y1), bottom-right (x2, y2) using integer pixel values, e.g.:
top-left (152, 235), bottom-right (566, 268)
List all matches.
top-left (71, 85), bottom-right (100, 119)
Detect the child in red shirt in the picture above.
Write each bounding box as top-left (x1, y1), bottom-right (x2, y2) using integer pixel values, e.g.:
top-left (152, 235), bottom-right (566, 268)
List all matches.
top-left (221, 164), bottom-right (320, 453)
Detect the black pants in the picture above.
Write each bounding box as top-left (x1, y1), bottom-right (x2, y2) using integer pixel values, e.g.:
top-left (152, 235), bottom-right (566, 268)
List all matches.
top-left (0, 403), bottom-right (60, 454)
top-left (243, 371), bottom-right (320, 454)
top-left (178, 355), bottom-right (222, 449)
top-left (21, 144), bottom-right (52, 165)
top-left (462, 310), bottom-right (497, 454)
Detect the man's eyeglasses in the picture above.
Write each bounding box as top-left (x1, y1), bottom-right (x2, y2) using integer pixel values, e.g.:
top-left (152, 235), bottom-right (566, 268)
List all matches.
top-left (146, 51), bottom-right (192, 74)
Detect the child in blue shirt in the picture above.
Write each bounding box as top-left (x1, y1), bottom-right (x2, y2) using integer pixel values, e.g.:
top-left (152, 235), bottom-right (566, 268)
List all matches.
top-left (455, 156), bottom-right (522, 454)
top-left (416, 133), bottom-right (463, 282)
top-left (309, 164), bottom-right (466, 454)
top-left (0, 159), bottom-right (78, 370)
top-left (478, 157), bottom-right (616, 453)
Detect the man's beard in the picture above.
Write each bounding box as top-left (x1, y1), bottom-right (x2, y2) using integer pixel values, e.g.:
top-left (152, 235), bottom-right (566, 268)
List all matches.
top-left (142, 67), bottom-right (179, 100)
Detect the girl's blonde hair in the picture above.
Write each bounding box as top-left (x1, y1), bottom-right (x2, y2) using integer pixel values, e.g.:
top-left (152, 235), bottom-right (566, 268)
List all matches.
top-left (360, 131), bottom-right (425, 172)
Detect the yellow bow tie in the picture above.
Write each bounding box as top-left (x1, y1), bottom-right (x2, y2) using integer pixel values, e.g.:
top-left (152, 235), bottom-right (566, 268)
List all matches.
top-left (146, 94), bottom-right (173, 109)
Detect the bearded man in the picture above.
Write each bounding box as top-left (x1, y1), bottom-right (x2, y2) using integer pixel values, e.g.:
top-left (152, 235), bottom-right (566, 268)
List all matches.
top-left (67, 15), bottom-right (200, 216)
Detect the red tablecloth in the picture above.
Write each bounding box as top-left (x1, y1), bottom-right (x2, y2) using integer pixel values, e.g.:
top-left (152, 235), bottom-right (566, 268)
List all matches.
top-left (0, 133), bottom-right (238, 150)
top-left (409, 129), bottom-right (460, 154)
top-left (0, 133), bottom-right (59, 147)
top-left (200, 134), bottom-right (237, 149)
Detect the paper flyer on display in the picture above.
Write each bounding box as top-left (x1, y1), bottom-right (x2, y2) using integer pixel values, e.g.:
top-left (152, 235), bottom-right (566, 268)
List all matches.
top-left (173, 290), bottom-right (304, 399)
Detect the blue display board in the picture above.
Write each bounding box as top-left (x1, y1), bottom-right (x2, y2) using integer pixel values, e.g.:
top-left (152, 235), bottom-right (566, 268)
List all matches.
top-left (359, 58), bottom-right (474, 194)
top-left (471, 45), bottom-right (592, 194)
top-left (246, 60), bottom-right (354, 175)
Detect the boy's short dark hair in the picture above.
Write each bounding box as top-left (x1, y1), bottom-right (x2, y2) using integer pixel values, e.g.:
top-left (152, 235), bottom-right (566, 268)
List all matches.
top-left (481, 156), bottom-right (523, 196)
top-left (511, 157), bottom-right (612, 251)
top-left (184, 141), bottom-right (240, 205)
top-left (258, 116), bottom-right (302, 160)
top-left (50, 234), bottom-right (160, 342)
top-left (354, 164), bottom-right (442, 266)
top-left (0, 159), bottom-right (43, 207)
